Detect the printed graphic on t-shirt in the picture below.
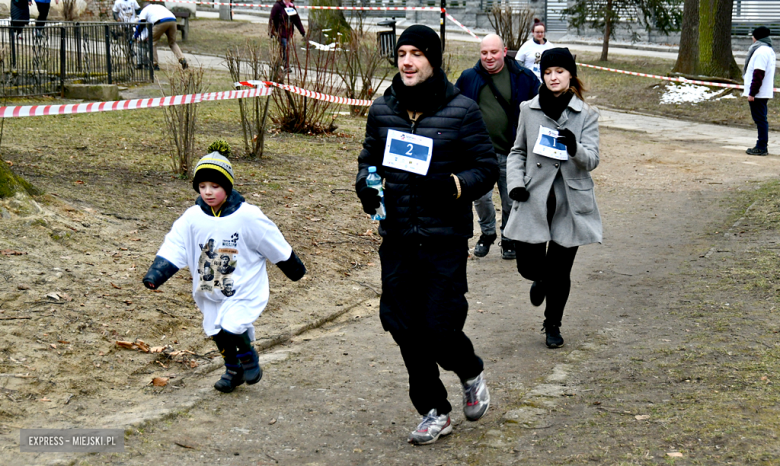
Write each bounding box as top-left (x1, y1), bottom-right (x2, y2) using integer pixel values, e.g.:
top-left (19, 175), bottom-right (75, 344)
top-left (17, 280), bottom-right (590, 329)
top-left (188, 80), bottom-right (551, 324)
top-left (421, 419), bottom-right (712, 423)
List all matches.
top-left (197, 233), bottom-right (240, 296)
top-left (533, 52), bottom-right (542, 74)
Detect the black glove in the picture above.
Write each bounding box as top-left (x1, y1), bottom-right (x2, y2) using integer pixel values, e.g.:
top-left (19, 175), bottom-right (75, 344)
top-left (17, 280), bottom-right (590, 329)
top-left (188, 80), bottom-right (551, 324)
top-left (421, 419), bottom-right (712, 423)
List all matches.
top-left (143, 256), bottom-right (179, 289)
top-left (509, 187), bottom-right (530, 202)
top-left (356, 178), bottom-right (381, 215)
top-left (557, 128), bottom-right (577, 156)
top-left (418, 174), bottom-right (458, 203)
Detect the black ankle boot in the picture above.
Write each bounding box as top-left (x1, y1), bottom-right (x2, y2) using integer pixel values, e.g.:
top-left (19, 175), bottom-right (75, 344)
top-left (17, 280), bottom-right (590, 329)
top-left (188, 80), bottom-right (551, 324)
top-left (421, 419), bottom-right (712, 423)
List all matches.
top-left (237, 348), bottom-right (263, 384)
top-left (214, 363), bottom-right (245, 393)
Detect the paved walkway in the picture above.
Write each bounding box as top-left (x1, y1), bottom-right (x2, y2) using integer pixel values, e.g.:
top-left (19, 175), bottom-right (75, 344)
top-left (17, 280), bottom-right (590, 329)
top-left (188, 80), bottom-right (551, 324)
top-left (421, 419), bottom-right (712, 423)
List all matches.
top-left (598, 109), bottom-right (769, 152)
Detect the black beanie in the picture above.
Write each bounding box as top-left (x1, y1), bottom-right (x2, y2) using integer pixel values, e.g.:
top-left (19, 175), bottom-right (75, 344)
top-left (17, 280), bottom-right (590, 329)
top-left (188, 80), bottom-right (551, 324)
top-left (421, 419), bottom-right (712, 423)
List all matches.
top-left (753, 26), bottom-right (771, 40)
top-left (395, 25), bottom-right (442, 69)
top-left (540, 47), bottom-right (577, 78)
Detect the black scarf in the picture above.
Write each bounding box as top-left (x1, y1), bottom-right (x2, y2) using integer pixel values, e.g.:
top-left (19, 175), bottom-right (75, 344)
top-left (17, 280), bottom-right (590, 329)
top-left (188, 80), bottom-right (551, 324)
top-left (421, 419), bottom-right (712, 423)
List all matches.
top-left (538, 84), bottom-right (574, 122)
top-left (196, 190), bottom-right (245, 217)
top-left (391, 68), bottom-right (448, 114)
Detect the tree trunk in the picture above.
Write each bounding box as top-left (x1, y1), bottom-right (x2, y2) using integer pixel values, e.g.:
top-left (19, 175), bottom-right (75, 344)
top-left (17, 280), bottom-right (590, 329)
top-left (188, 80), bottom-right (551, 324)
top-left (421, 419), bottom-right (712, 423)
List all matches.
top-left (600, 0), bottom-right (613, 62)
top-left (673, 0), bottom-right (700, 74)
top-left (698, 0), bottom-right (741, 79)
top-left (309, 0), bottom-right (351, 42)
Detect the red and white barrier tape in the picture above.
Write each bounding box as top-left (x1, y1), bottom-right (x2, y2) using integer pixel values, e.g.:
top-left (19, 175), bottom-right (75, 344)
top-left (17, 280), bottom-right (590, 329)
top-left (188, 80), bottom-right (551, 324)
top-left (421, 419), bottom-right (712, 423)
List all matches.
top-left (445, 13), bottom-right (479, 39)
top-left (150, 0), bottom-right (441, 10)
top-left (577, 62), bottom-right (776, 92)
top-left (0, 87), bottom-right (272, 118)
top-left (238, 80), bottom-right (373, 106)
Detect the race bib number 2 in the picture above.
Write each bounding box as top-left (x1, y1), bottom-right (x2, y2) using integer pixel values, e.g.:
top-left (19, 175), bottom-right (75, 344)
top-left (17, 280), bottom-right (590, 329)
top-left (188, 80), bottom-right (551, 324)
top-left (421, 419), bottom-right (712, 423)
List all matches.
top-left (382, 129), bottom-right (434, 175)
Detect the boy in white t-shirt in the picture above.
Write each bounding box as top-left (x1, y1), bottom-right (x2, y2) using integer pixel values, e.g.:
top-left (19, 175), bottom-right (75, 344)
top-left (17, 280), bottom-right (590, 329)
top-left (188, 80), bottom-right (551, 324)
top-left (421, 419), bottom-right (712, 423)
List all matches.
top-left (515, 20), bottom-right (554, 80)
top-left (744, 26), bottom-right (776, 156)
top-left (143, 144), bottom-right (306, 393)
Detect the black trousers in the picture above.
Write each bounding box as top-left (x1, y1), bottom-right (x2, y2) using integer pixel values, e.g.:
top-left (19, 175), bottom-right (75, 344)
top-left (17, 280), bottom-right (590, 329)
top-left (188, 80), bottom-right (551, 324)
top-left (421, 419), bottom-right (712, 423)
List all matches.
top-left (515, 241), bottom-right (578, 328)
top-left (379, 237), bottom-right (484, 416)
top-left (34, 2), bottom-right (50, 31)
top-left (11, 0), bottom-right (30, 35)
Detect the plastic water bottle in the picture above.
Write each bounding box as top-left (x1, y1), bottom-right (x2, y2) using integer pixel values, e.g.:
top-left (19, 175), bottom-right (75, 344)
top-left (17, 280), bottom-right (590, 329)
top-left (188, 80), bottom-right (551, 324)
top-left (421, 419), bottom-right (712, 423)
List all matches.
top-left (366, 166), bottom-right (386, 221)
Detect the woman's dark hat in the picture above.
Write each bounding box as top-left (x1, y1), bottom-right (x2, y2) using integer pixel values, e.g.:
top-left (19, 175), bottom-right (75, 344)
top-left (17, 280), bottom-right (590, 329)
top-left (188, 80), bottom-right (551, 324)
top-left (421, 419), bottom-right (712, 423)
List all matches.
top-left (540, 47), bottom-right (577, 77)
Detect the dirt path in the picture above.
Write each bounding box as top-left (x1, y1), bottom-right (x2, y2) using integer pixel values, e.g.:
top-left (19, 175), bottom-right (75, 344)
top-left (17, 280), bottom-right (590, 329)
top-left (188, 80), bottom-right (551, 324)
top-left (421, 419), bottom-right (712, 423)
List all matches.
top-left (4, 118), bottom-right (780, 465)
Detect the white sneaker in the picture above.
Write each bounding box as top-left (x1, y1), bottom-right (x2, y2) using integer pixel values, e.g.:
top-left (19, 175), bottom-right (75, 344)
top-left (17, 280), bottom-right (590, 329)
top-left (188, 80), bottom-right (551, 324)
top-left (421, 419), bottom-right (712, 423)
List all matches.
top-left (407, 409), bottom-right (452, 445)
top-left (462, 371), bottom-right (490, 421)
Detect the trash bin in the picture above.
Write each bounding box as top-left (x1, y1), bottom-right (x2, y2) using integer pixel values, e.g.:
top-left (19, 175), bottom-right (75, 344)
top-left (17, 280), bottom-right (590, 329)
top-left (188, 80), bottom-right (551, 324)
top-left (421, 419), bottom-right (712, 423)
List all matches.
top-left (377, 19), bottom-right (396, 64)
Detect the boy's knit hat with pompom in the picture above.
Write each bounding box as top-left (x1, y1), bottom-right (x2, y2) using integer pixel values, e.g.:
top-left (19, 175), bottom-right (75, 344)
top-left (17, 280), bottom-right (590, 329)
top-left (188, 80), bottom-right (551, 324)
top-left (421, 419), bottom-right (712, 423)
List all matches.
top-left (192, 140), bottom-right (234, 193)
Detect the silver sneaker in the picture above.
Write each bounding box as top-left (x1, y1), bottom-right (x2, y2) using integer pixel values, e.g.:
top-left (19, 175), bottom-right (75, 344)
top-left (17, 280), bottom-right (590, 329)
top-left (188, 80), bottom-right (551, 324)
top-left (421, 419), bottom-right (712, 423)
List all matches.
top-left (407, 409), bottom-right (452, 445)
top-left (462, 371), bottom-right (490, 421)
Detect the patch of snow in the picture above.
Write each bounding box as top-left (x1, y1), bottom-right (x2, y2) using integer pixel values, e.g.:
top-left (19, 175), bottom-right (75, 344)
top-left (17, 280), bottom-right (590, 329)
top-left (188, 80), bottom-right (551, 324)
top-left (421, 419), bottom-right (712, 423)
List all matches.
top-left (306, 40), bottom-right (342, 52)
top-left (659, 83), bottom-right (731, 104)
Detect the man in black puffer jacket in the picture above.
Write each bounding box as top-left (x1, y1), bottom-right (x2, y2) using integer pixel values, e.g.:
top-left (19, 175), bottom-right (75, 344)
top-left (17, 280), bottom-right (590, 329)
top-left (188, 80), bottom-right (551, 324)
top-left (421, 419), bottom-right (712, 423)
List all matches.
top-left (355, 25), bottom-right (498, 446)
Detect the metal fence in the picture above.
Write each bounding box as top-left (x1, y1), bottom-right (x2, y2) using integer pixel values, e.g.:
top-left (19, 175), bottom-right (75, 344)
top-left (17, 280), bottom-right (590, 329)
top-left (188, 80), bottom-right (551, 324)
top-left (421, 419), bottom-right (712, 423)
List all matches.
top-left (0, 21), bottom-right (155, 98)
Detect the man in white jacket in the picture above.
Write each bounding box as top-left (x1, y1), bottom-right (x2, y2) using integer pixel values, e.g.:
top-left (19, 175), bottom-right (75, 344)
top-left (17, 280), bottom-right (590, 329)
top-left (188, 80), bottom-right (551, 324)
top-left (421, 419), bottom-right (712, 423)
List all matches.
top-left (515, 20), bottom-right (554, 80)
top-left (744, 26), bottom-right (776, 156)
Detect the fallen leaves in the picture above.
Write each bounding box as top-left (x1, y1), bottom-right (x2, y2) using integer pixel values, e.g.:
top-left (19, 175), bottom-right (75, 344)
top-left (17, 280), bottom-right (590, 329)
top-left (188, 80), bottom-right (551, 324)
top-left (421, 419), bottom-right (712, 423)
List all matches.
top-left (666, 452), bottom-right (683, 458)
top-left (1, 249), bottom-right (26, 255)
top-left (116, 339), bottom-right (151, 352)
top-left (635, 414), bottom-right (650, 421)
top-left (151, 377), bottom-right (169, 387)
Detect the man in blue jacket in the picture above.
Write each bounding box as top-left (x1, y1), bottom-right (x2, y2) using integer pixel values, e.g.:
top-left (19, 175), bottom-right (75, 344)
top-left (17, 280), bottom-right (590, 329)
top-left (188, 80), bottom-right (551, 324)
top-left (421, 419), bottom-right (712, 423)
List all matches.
top-left (455, 34), bottom-right (540, 260)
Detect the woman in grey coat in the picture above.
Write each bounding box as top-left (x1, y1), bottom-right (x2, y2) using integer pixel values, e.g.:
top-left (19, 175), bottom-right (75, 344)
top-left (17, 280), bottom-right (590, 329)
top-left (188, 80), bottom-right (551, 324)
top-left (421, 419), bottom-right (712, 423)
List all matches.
top-left (504, 48), bottom-right (602, 348)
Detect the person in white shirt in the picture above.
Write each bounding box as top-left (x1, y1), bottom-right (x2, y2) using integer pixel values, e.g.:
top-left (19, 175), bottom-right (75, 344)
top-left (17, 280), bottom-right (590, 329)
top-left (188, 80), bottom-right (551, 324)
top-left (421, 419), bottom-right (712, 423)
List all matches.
top-left (132, 3), bottom-right (187, 70)
top-left (143, 147), bottom-right (307, 393)
top-left (743, 26), bottom-right (776, 156)
top-left (112, 0), bottom-right (140, 23)
top-left (515, 20), bottom-right (554, 80)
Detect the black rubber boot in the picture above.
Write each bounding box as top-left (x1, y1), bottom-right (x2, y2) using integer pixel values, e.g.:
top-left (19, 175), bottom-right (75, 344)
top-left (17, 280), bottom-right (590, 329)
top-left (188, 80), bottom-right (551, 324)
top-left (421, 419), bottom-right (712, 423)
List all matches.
top-left (212, 331), bottom-right (245, 393)
top-left (237, 347), bottom-right (263, 385)
top-left (214, 363), bottom-right (245, 393)
top-left (232, 331), bottom-right (262, 385)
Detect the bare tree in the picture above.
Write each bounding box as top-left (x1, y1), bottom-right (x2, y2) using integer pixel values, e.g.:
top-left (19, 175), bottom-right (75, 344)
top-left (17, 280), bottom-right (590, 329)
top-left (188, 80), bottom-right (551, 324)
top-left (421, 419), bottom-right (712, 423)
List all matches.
top-left (61, 0), bottom-right (79, 21)
top-left (270, 34), bottom-right (341, 134)
top-left (488, 3), bottom-right (536, 51)
top-left (161, 67), bottom-right (205, 178)
top-left (337, 29), bottom-right (390, 117)
top-left (226, 42), bottom-right (276, 158)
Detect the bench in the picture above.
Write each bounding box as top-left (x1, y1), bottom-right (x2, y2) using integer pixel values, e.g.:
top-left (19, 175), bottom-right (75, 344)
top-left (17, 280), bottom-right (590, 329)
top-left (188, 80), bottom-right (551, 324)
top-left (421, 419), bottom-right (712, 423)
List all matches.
top-left (173, 10), bottom-right (190, 41)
